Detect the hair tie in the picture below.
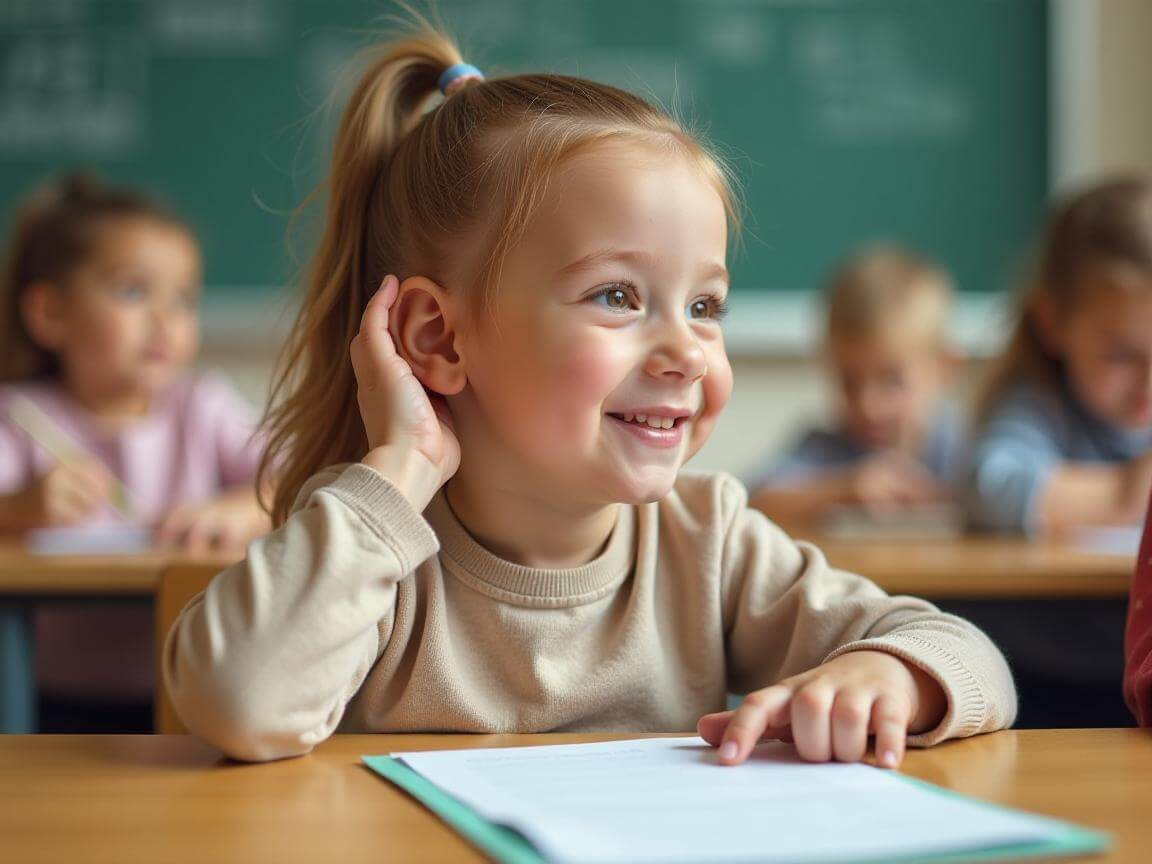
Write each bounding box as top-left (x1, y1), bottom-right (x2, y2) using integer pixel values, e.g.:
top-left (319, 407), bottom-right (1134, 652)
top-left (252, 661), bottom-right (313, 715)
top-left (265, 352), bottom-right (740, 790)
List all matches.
top-left (438, 63), bottom-right (484, 97)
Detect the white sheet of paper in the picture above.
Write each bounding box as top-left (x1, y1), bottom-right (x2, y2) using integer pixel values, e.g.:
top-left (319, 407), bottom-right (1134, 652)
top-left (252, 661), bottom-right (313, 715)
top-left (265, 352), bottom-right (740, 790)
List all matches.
top-left (1071, 524), bottom-right (1142, 557)
top-left (24, 525), bottom-right (154, 556)
top-left (395, 737), bottom-right (1071, 864)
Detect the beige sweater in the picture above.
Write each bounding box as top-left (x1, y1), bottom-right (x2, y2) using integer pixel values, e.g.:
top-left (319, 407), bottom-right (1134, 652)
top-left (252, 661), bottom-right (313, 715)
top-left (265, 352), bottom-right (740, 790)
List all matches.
top-left (165, 464), bottom-right (1016, 761)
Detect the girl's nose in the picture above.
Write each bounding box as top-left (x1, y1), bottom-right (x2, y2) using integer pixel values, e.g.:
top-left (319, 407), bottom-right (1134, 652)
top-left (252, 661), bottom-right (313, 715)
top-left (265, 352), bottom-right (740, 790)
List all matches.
top-left (644, 322), bottom-right (707, 382)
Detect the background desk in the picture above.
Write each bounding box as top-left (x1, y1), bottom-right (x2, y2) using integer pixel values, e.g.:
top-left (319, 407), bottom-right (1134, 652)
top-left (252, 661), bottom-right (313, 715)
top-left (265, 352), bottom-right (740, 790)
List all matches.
top-left (0, 729), bottom-right (1147, 863)
top-left (0, 543), bottom-right (227, 733)
top-left (804, 533), bottom-right (1135, 728)
top-left (809, 535), bottom-right (1134, 599)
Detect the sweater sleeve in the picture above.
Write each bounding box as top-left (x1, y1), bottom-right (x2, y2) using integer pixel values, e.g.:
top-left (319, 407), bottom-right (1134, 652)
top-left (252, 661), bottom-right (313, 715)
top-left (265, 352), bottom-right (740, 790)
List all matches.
top-left (716, 474), bottom-right (1016, 746)
top-left (163, 463), bottom-right (439, 761)
top-left (1125, 493), bottom-right (1152, 726)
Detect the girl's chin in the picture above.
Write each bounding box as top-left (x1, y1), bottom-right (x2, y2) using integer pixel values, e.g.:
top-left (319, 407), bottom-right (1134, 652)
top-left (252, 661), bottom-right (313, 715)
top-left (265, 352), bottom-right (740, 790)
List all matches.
top-left (611, 473), bottom-right (680, 505)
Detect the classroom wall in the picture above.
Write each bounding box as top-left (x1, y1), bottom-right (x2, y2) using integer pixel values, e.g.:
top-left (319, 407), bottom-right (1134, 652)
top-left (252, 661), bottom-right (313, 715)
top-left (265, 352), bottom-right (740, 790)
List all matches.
top-left (205, 0), bottom-right (1152, 481)
top-left (1096, 0), bottom-right (1152, 178)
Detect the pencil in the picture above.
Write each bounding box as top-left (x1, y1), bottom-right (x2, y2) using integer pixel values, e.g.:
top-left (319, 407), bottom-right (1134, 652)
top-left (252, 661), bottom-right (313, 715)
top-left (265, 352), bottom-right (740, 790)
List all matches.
top-left (6, 394), bottom-right (136, 520)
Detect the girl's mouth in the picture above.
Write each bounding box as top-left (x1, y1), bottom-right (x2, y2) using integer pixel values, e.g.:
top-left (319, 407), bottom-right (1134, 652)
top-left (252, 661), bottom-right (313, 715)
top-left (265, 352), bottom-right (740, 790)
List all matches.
top-left (606, 413), bottom-right (686, 447)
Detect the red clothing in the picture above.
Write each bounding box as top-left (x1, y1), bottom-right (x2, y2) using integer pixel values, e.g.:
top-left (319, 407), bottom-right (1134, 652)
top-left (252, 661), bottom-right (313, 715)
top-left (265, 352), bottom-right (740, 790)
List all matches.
top-left (1125, 496), bottom-right (1152, 725)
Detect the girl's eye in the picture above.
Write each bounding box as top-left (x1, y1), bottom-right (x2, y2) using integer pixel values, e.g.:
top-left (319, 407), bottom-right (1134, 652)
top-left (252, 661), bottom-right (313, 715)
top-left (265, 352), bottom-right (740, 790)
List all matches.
top-left (687, 296), bottom-right (730, 321)
top-left (591, 284), bottom-right (637, 313)
top-left (114, 281), bottom-right (148, 302)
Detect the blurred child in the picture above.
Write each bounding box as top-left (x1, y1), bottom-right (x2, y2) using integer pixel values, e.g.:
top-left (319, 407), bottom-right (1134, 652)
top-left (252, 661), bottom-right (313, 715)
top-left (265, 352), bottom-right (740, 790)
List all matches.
top-left (749, 247), bottom-right (961, 525)
top-left (165, 25), bottom-right (1014, 764)
top-left (966, 176), bottom-right (1152, 536)
top-left (0, 173), bottom-right (270, 730)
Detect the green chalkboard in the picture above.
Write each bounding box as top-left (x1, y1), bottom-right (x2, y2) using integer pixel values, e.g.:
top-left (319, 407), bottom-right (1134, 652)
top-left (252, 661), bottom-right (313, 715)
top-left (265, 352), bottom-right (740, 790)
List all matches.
top-left (0, 0), bottom-right (1047, 297)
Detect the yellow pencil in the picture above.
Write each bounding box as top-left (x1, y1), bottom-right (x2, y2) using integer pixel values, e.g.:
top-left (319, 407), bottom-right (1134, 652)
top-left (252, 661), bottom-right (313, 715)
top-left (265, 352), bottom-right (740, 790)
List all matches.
top-left (6, 395), bottom-right (136, 521)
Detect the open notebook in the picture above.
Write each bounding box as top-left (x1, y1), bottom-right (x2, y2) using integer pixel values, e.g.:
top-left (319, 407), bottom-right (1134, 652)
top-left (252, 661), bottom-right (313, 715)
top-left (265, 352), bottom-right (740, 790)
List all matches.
top-left (364, 737), bottom-right (1107, 864)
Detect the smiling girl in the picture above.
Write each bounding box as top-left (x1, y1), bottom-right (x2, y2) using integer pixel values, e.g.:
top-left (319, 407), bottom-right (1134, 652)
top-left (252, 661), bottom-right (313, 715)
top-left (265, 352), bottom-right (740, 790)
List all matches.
top-left (165, 24), bottom-right (1015, 764)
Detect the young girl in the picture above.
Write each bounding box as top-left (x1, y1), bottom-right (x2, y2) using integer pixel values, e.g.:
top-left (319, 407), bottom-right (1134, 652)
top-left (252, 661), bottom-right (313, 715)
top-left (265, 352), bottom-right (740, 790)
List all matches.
top-left (0, 174), bottom-right (269, 730)
top-left (966, 176), bottom-right (1152, 536)
top-left (166, 25), bottom-right (1015, 764)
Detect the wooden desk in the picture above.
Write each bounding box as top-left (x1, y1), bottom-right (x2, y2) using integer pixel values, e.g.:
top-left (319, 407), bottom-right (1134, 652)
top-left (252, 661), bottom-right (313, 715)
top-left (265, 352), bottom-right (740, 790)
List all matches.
top-left (806, 535), bottom-right (1134, 599)
top-left (0, 729), bottom-right (1147, 863)
top-left (0, 543), bottom-right (228, 733)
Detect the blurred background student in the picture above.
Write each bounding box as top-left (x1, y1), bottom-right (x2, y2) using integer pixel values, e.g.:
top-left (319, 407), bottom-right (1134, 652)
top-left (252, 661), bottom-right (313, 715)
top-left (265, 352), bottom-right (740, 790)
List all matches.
top-left (965, 176), bottom-right (1152, 537)
top-left (0, 174), bottom-right (269, 731)
top-left (748, 246), bottom-right (961, 527)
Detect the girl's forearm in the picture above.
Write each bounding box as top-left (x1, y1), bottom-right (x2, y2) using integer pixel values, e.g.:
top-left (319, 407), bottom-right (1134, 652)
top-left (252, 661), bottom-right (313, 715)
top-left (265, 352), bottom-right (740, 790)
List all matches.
top-left (1035, 462), bottom-right (1147, 534)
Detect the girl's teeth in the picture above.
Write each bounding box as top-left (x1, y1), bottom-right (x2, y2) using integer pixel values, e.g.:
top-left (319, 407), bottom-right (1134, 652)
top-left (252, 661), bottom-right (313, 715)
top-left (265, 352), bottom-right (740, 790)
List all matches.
top-left (616, 414), bottom-right (676, 429)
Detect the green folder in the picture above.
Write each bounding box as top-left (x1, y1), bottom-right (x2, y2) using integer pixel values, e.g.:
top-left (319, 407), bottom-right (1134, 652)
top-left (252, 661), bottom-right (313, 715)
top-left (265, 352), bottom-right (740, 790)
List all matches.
top-left (362, 755), bottom-right (1109, 864)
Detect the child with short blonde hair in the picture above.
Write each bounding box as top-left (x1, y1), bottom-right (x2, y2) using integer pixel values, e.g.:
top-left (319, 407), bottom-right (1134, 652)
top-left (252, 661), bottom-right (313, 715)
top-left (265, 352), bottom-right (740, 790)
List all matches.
top-left (749, 246), bottom-right (961, 525)
top-left (166, 23), bottom-right (1013, 764)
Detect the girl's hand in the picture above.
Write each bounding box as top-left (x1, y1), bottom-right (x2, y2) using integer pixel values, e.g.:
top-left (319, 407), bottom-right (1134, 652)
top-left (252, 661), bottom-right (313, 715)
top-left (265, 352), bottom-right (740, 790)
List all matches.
top-left (155, 491), bottom-right (271, 555)
top-left (697, 651), bottom-right (947, 769)
top-left (19, 459), bottom-right (113, 527)
top-left (350, 275), bottom-right (461, 510)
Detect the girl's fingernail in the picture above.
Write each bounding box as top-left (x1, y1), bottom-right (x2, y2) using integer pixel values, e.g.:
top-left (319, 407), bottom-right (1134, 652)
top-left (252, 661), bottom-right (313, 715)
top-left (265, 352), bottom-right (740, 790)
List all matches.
top-left (881, 750), bottom-right (898, 768)
top-left (719, 741), bottom-right (739, 761)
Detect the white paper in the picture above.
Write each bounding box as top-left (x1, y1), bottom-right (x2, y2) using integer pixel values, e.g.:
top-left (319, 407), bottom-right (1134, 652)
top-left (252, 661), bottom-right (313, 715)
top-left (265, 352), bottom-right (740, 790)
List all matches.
top-left (1070, 524), bottom-right (1142, 557)
top-left (24, 525), bottom-right (154, 555)
top-left (395, 737), bottom-right (1070, 864)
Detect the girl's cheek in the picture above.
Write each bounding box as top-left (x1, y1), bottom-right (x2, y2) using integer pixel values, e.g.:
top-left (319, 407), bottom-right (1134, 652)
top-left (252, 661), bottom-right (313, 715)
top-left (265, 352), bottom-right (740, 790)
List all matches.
top-left (689, 353), bottom-right (733, 455)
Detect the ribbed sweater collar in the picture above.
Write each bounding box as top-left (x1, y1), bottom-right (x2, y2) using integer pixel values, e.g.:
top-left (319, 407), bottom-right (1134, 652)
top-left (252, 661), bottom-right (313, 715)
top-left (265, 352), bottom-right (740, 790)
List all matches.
top-left (424, 491), bottom-right (636, 605)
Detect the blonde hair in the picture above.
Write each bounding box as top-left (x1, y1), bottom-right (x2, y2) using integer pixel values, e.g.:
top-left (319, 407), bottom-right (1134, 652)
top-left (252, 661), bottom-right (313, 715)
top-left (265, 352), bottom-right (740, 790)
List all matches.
top-left (0, 173), bottom-right (187, 383)
top-left (260, 21), bottom-right (739, 524)
top-left (977, 174), bottom-right (1152, 423)
top-left (824, 245), bottom-right (953, 348)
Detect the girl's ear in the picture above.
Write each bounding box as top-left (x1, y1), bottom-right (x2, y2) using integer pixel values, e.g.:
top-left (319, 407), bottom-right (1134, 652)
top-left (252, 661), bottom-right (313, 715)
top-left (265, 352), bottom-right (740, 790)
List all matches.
top-left (19, 281), bottom-right (68, 351)
top-left (391, 276), bottom-right (467, 396)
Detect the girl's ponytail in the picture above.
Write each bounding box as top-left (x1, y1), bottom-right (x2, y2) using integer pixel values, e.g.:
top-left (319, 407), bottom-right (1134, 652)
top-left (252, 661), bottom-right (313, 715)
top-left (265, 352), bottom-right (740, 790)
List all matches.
top-left (260, 27), bottom-right (463, 524)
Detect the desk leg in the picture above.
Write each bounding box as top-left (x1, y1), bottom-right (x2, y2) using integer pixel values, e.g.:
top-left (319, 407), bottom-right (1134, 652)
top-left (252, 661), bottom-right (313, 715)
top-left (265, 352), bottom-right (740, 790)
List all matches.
top-left (0, 605), bottom-right (36, 733)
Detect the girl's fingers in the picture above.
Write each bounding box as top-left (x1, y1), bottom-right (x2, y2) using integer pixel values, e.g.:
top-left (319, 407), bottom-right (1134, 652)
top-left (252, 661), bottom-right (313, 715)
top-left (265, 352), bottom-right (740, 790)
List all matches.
top-left (789, 682), bottom-right (835, 762)
top-left (716, 685), bottom-right (793, 765)
top-left (155, 508), bottom-right (190, 547)
top-left (353, 276), bottom-right (402, 372)
top-left (871, 695), bottom-right (909, 769)
top-left (830, 691), bottom-right (873, 763)
top-left (182, 516), bottom-right (217, 555)
top-left (696, 710), bottom-right (734, 747)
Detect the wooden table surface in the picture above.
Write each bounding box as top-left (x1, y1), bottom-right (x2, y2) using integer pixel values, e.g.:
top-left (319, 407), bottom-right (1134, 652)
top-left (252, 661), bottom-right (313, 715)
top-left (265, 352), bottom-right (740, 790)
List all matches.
top-left (0, 729), bottom-right (1148, 863)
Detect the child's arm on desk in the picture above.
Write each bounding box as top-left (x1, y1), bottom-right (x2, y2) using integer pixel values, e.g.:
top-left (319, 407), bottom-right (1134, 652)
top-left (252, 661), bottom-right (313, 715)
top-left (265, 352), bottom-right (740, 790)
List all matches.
top-left (0, 459), bottom-right (113, 531)
top-left (750, 453), bottom-right (946, 525)
top-left (703, 475), bottom-right (1015, 766)
top-left (165, 277), bottom-right (456, 762)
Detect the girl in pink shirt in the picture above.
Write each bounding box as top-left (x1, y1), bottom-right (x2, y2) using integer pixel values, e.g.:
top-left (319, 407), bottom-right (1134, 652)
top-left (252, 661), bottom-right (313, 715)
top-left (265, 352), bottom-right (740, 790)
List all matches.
top-left (0, 173), bottom-right (269, 729)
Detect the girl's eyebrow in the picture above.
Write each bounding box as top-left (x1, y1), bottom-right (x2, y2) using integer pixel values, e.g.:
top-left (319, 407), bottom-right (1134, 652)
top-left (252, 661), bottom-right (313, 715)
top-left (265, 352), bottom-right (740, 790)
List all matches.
top-left (556, 247), bottom-right (729, 284)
